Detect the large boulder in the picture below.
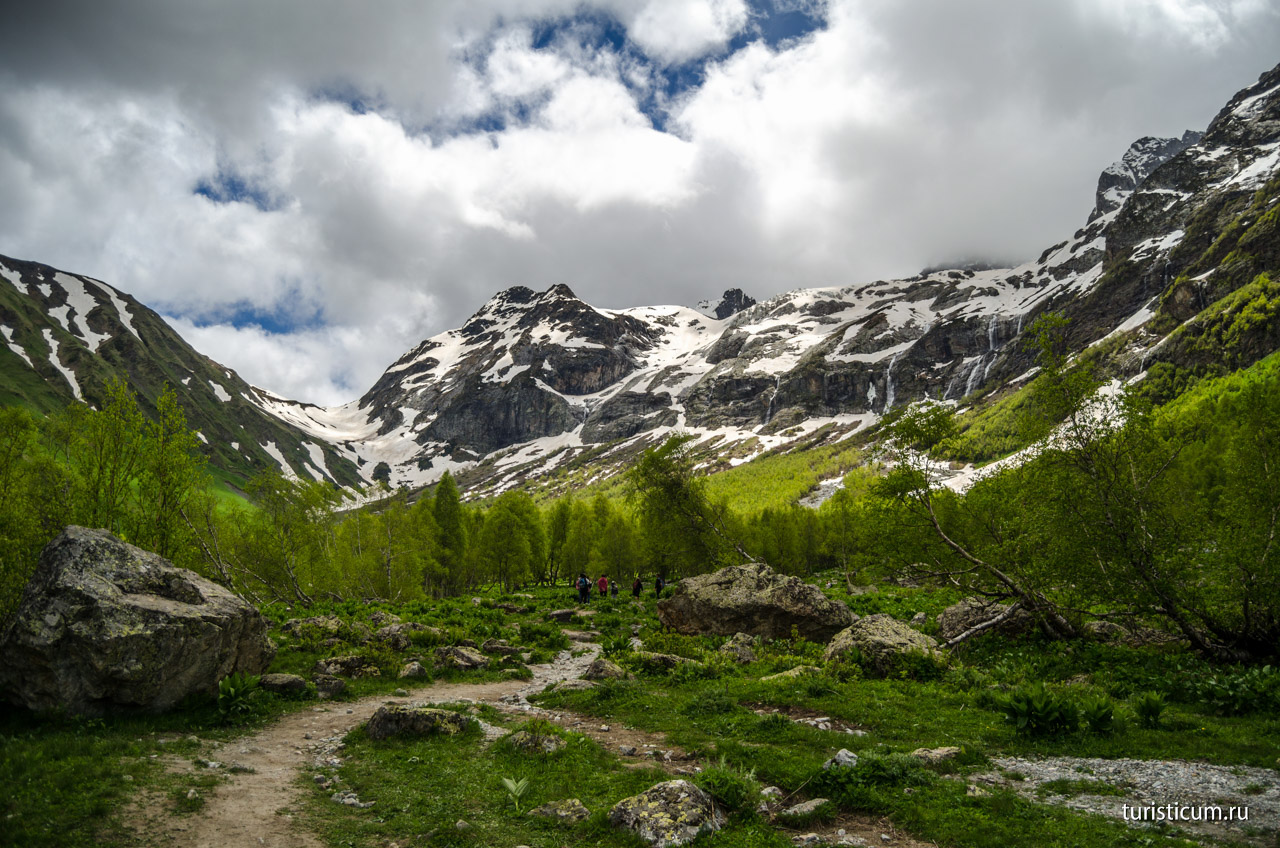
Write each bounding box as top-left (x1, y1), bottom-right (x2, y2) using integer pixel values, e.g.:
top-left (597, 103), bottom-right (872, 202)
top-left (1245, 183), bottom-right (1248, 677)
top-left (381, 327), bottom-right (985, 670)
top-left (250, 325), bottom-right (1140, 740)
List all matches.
top-left (609, 779), bottom-right (725, 847)
top-left (937, 598), bottom-right (1032, 642)
top-left (824, 614), bottom-right (945, 674)
top-left (366, 705), bottom-right (473, 740)
top-left (0, 527), bottom-right (274, 715)
top-left (656, 563), bottom-right (852, 641)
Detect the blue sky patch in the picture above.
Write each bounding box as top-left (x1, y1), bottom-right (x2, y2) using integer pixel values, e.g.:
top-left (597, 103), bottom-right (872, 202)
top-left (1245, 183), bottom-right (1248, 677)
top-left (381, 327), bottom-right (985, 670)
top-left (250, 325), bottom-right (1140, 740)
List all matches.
top-left (193, 168), bottom-right (277, 212)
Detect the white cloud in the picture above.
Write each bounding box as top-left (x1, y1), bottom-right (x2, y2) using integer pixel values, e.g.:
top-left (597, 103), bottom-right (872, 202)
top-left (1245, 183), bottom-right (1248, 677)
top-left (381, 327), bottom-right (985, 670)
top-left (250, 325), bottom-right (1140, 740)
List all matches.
top-left (628, 0), bottom-right (750, 63)
top-left (1, 0), bottom-right (1278, 405)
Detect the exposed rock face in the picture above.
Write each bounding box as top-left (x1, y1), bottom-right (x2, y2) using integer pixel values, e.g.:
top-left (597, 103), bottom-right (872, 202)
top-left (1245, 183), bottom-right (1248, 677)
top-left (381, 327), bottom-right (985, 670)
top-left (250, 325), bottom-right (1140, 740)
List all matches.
top-left (609, 780), bottom-right (725, 847)
top-left (713, 288), bottom-right (757, 319)
top-left (937, 598), bottom-right (1032, 642)
top-left (823, 614), bottom-right (945, 674)
top-left (375, 622), bottom-right (437, 651)
top-left (657, 563), bottom-right (853, 641)
top-left (366, 705), bottom-right (473, 740)
top-left (1089, 131), bottom-right (1203, 221)
top-left (313, 673), bottom-right (346, 699)
top-left (0, 527), bottom-right (274, 716)
top-left (398, 661), bottom-right (430, 679)
top-left (507, 729), bottom-right (566, 754)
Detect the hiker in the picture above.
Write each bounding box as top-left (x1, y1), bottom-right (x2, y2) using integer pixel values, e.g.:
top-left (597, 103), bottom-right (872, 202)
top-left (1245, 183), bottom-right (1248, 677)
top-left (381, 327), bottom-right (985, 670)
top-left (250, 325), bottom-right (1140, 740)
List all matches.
top-left (610, 579), bottom-right (619, 597)
top-left (576, 573), bottom-right (591, 604)
top-left (597, 574), bottom-right (608, 597)
top-left (654, 575), bottom-right (665, 597)
top-left (631, 576), bottom-right (642, 598)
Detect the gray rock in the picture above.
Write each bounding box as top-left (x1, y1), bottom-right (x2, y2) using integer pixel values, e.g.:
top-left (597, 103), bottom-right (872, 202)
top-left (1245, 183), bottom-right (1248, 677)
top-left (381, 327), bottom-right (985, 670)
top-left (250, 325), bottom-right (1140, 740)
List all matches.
top-left (481, 637), bottom-right (521, 656)
top-left (433, 645), bottom-right (489, 670)
top-left (259, 673), bottom-right (307, 695)
top-left (619, 745), bottom-right (638, 756)
top-left (314, 655), bottom-right (381, 678)
top-left (546, 608), bottom-right (579, 622)
top-left (281, 615), bottom-right (343, 637)
top-left (366, 610), bottom-right (401, 627)
top-left (761, 665), bottom-right (822, 681)
top-left (937, 598), bottom-right (1031, 642)
top-left (823, 614), bottom-right (945, 674)
top-left (633, 651), bottom-right (702, 671)
top-left (657, 563), bottom-right (852, 641)
top-left (609, 779), bottom-right (725, 847)
top-left (375, 622), bottom-right (439, 651)
top-left (313, 673), bottom-right (346, 699)
top-left (1083, 620), bottom-right (1127, 642)
top-left (584, 658), bottom-right (629, 680)
top-left (0, 527), bottom-right (274, 715)
top-left (824, 749), bottom-right (859, 770)
top-left (781, 798), bottom-right (831, 818)
top-left (506, 729), bottom-right (566, 754)
top-left (397, 660), bottom-right (429, 679)
top-left (530, 798), bottom-right (590, 822)
top-left (910, 746), bottom-right (961, 764)
top-left (719, 632), bottom-right (757, 664)
top-left (366, 705), bottom-right (473, 740)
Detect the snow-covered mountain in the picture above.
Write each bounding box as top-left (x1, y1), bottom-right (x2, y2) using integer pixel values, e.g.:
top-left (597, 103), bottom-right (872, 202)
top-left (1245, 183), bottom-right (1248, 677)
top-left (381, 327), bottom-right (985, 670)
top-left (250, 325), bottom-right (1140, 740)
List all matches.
top-left (245, 63), bottom-right (1280, 496)
top-left (4, 62), bottom-right (1279, 499)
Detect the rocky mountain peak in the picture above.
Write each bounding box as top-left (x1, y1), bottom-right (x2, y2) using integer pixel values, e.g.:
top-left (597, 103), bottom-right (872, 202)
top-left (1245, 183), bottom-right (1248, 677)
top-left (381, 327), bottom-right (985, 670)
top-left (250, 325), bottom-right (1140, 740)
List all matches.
top-left (713, 288), bottom-right (757, 320)
top-left (1089, 130), bottom-right (1202, 222)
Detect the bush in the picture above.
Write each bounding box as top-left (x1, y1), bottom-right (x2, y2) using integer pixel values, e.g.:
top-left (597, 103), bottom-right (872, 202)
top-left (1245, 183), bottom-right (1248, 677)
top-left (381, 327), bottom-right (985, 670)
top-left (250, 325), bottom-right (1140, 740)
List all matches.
top-left (1080, 696), bottom-right (1115, 735)
top-left (1189, 666), bottom-right (1280, 716)
top-left (217, 672), bottom-right (261, 724)
top-left (1132, 691), bottom-right (1167, 729)
top-left (995, 683), bottom-right (1078, 736)
top-left (693, 758), bottom-right (758, 816)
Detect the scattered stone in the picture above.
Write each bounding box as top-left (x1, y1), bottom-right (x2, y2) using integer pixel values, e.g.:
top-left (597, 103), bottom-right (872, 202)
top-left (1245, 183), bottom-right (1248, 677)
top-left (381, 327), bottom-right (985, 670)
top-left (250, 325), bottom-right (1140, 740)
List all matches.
top-left (186, 788), bottom-right (198, 800)
top-left (281, 615), bottom-right (343, 637)
top-left (471, 597), bottom-right (482, 606)
top-left (761, 786), bottom-right (783, 797)
top-left (781, 798), bottom-right (831, 818)
top-left (823, 615), bottom-right (946, 675)
top-left (824, 749), bottom-right (859, 770)
top-left (619, 745), bottom-right (638, 756)
top-left (259, 673), bottom-right (307, 696)
top-left (313, 674), bottom-right (346, 699)
top-left (365, 706), bottom-right (473, 741)
top-left (314, 656), bottom-right (380, 678)
top-left (761, 665), bottom-right (822, 682)
top-left (398, 661), bottom-right (429, 680)
top-left (793, 835), bottom-right (821, 846)
top-left (966, 785), bottom-right (989, 798)
top-left (0, 527), bottom-right (275, 715)
top-left (546, 608), bottom-right (578, 623)
top-left (530, 798), bottom-right (590, 823)
top-left (910, 746), bottom-right (962, 764)
top-left (609, 779), bottom-right (725, 847)
top-left (937, 598), bottom-right (1032, 642)
top-left (455, 819), bottom-right (470, 831)
top-left (392, 688), bottom-right (409, 697)
top-left (910, 612), bottom-right (927, 627)
top-left (656, 563), bottom-right (853, 641)
top-left (719, 632), bottom-right (757, 664)
top-left (584, 658), bottom-right (629, 680)
top-left (433, 645), bottom-right (489, 671)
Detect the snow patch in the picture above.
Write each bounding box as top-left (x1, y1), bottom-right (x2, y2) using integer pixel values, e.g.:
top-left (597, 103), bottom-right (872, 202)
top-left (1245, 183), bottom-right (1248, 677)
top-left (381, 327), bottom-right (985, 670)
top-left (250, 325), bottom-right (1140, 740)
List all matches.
top-left (1, 325), bottom-right (34, 368)
top-left (42, 329), bottom-right (82, 401)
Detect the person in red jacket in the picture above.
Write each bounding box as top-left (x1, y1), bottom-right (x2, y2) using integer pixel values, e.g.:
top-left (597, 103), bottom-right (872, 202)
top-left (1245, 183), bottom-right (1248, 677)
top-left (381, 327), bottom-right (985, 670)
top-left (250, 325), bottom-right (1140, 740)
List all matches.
top-left (597, 574), bottom-right (608, 596)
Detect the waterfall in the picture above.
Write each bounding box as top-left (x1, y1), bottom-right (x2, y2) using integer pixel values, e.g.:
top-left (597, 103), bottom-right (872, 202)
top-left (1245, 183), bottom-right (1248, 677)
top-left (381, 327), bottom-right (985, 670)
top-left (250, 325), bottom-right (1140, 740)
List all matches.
top-left (883, 352), bottom-right (899, 413)
top-left (965, 356), bottom-right (984, 397)
top-left (763, 374), bottom-right (782, 425)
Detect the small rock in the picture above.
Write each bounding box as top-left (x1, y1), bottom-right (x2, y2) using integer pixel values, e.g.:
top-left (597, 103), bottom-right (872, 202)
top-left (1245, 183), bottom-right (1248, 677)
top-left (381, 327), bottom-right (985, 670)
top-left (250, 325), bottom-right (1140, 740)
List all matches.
top-left (781, 798), bottom-right (830, 818)
top-left (761, 786), bottom-right (783, 797)
top-left (530, 798), bottom-right (591, 823)
top-left (366, 706), bottom-right (474, 740)
top-left (393, 688), bottom-right (409, 697)
top-left (186, 789), bottom-right (198, 800)
top-left (619, 745), bottom-right (638, 756)
top-left (824, 749), bottom-right (859, 770)
top-left (398, 661), bottom-right (429, 680)
top-left (609, 780), bottom-right (725, 847)
top-left (313, 674), bottom-right (346, 700)
top-left (455, 819), bottom-right (471, 830)
top-left (600, 724), bottom-right (611, 732)
top-left (793, 835), bottom-right (821, 846)
top-left (966, 785), bottom-right (989, 797)
top-left (910, 746), bottom-right (962, 764)
top-left (260, 672), bottom-right (308, 695)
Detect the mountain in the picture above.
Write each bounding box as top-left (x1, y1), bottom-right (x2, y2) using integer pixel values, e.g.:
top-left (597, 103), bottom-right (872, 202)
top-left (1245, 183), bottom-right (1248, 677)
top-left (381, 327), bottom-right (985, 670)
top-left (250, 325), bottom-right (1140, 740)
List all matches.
top-left (0, 256), bottom-right (364, 489)
top-left (4, 63), bottom-right (1279, 500)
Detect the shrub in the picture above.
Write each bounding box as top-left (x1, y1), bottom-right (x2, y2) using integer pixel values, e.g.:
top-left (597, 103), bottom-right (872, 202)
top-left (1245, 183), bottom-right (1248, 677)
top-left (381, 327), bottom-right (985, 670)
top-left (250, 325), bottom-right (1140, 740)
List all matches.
top-left (1132, 691), bottom-right (1167, 729)
top-left (693, 757), bottom-right (758, 816)
top-left (681, 689), bottom-right (739, 717)
top-left (1080, 696), bottom-right (1115, 735)
top-left (995, 683), bottom-right (1078, 736)
top-left (217, 672), bottom-right (261, 724)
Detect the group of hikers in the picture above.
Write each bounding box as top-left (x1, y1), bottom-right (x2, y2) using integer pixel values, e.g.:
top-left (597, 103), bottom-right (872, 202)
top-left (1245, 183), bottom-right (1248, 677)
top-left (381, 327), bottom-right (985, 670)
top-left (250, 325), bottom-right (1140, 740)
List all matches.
top-left (575, 572), bottom-right (665, 603)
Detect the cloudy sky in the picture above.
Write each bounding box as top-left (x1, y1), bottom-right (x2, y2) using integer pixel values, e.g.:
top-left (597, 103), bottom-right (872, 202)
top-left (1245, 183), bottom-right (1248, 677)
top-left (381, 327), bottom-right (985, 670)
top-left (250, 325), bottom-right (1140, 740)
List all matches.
top-left (2, 0), bottom-right (1277, 404)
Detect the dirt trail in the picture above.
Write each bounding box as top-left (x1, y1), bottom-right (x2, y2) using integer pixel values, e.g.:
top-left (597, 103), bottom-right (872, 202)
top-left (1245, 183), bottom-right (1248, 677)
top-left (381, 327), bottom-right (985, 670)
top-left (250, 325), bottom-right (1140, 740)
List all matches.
top-left (127, 645), bottom-right (600, 848)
